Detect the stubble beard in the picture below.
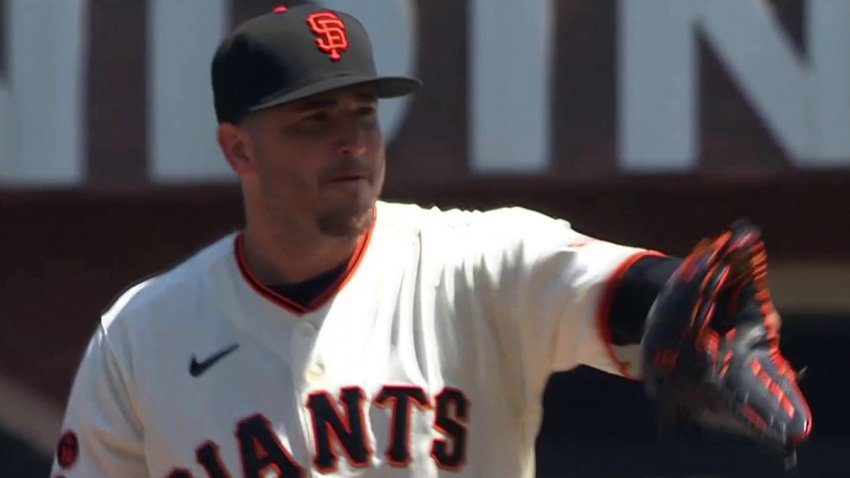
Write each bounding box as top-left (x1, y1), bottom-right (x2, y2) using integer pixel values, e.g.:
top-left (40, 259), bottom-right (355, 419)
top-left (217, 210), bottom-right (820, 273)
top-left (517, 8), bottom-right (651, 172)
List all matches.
top-left (317, 159), bottom-right (384, 239)
top-left (316, 199), bottom-right (376, 238)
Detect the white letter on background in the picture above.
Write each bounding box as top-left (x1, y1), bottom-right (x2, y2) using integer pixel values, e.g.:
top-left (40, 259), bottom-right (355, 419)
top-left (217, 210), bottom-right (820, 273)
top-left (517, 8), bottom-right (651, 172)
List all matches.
top-left (470, 0), bottom-right (554, 173)
top-left (619, 0), bottom-right (697, 172)
top-left (148, 0), bottom-right (231, 183)
top-left (619, 0), bottom-right (850, 171)
top-left (0, 0), bottom-right (88, 185)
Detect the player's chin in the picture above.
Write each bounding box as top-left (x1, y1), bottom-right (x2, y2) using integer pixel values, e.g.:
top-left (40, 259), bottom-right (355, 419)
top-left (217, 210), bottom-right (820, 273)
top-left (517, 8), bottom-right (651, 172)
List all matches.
top-left (316, 199), bottom-right (376, 238)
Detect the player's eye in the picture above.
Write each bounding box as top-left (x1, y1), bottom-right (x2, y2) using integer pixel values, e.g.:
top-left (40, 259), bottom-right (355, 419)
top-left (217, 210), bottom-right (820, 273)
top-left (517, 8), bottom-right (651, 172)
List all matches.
top-left (357, 105), bottom-right (377, 117)
top-left (356, 106), bottom-right (378, 126)
top-left (303, 111), bottom-right (330, 123)
top-left (291, 111), bottom-right (331, 134)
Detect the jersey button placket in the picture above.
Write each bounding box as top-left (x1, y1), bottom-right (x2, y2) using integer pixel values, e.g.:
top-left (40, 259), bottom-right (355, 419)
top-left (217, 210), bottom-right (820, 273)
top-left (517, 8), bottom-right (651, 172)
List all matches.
top-left (290, 320), bottom-right (320, 386)
top-left (290, 319), bottom-right (322, 472)
top-left (296, 321), bottom-right (317, 338)
top-left (306, 362), bottom-right (325, 382)
top-left (295, 322), bottom-right (325, 383)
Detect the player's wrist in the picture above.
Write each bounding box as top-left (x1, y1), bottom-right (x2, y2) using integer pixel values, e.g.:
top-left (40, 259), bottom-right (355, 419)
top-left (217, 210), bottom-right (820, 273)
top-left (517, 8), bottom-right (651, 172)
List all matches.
top-left (608, 255), bottom-right (682, 345)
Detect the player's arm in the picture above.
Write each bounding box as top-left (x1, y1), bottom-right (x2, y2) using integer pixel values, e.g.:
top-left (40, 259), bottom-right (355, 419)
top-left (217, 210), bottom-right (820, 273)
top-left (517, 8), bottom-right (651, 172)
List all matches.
top-left (51, 324), bottom-right (148, 477)
top-left (458, 207), bottom-right (663, 392)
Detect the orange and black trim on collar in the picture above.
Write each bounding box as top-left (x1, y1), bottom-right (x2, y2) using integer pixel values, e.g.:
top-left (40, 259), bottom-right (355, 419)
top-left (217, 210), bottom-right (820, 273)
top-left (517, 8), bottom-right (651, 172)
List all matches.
top-left (234, 211), bottom-right (376, 316)
top-left (595, 250), bottom-right (666, 381)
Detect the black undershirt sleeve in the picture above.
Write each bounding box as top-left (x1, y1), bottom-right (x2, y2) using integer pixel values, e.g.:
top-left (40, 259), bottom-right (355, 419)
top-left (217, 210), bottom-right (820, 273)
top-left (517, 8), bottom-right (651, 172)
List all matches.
top-left (608, 255), bottom-right (683, 345)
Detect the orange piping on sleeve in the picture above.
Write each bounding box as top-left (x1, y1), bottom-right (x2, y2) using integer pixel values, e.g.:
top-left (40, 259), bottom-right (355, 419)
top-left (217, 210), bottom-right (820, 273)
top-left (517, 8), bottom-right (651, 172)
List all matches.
top-left (594, 250), bottom-right (666, 381)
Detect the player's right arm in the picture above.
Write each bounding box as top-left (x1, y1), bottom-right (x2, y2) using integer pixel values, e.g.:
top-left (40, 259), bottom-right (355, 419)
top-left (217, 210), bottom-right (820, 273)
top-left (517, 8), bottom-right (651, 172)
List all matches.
top-left (51, 323), bottom-right (148, 477)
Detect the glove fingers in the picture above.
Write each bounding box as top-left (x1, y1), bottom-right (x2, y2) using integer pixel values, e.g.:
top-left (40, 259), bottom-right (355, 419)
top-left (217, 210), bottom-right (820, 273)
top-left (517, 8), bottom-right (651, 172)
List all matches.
top-left (717, 222), bottom-right (813, 447)
top-left (642, 220), bottom-right (813, 455)
top-left (642, 231), bottom-right (735, 404)
top-left (642, 260), bottom-right (730, 376)
top-left (692, 263), bottom-right (730, 337)
top-left (721, 349), bottom-right (812, 448)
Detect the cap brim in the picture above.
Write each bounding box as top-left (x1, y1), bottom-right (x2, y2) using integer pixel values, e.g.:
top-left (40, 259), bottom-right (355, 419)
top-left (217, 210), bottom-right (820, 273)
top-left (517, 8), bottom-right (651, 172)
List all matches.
top-left (247, 75), bottom-right (422, 115)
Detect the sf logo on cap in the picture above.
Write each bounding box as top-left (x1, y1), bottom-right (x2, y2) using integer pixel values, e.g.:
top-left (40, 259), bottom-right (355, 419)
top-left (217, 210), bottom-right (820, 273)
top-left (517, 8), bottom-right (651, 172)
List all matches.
top-left (307, 12), bottom-right (348, 61)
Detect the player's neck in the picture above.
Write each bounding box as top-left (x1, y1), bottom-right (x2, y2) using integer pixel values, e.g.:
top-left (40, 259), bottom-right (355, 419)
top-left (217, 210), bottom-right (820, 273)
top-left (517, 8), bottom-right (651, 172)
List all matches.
top-left (240, 222), bottom-right (360, 286)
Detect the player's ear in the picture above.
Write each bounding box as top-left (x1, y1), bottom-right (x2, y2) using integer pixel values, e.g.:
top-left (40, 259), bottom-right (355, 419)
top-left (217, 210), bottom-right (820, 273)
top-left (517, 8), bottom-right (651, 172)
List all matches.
top-left (217, 122), bottom-right (256, 176)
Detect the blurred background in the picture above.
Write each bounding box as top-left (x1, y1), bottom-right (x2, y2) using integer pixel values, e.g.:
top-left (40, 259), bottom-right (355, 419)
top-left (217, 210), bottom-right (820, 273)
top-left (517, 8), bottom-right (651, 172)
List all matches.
top-left (1, 0), bottom-right (848, 476)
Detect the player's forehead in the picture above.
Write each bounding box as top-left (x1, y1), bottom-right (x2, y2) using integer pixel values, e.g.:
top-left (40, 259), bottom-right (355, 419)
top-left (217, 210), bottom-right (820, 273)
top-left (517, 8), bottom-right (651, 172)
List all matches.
top-left (288, 83), bottom-right (378, 112)
top-left (241, 83), bottom-right (378, 129)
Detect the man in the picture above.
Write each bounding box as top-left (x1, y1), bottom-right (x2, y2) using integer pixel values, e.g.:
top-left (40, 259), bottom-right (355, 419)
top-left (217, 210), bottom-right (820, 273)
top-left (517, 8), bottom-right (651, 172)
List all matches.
top-left (52, 4), bottom-right (810, 477)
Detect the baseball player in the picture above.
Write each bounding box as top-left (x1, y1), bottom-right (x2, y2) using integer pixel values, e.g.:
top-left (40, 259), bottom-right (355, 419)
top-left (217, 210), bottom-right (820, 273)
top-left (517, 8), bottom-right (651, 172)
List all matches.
top-left (52, 4), bottom-right (811, 477)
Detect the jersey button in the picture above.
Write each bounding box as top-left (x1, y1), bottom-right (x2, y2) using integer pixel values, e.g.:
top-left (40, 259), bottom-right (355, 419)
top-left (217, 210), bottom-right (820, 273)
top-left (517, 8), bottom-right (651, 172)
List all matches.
top-left (306, 362), bottom-right (325, 382)
top-left (296, 321), bottom-right (317, 338)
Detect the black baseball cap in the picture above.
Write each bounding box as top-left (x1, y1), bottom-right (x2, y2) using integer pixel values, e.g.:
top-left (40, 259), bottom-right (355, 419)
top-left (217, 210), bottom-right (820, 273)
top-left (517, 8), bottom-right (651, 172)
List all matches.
top-left (212, 3), bottom-right (422, 124)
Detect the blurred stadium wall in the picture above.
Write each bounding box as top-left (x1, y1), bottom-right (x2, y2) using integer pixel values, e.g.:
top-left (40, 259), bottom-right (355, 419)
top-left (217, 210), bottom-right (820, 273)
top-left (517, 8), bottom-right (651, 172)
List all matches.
top-left (1, 1), bottom-right (848, 476)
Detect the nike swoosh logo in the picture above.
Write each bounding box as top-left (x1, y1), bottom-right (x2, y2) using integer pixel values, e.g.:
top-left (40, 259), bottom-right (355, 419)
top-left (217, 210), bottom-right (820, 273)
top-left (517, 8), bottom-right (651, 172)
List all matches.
top-left (189, 344), bottom-right (239, 377)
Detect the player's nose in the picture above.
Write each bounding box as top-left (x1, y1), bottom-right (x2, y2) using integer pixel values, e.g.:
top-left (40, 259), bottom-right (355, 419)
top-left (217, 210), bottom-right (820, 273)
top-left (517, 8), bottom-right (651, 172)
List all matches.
top-left (335, 119), bottom-right (368, 159)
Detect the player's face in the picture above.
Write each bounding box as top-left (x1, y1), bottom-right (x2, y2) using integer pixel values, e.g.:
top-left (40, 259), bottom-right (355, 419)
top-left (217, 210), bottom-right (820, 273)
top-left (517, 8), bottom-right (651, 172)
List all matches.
top-left (240, 84), bottom-right (385, 239)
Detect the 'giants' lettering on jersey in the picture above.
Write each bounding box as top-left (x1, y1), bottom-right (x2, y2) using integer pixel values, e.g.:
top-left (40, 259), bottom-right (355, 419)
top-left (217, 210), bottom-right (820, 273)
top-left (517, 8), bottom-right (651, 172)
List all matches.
top-left (170, 385), bottom-right (469, 476)
top-left (236, 415), bottom-right (305, 477)
top-left (431, 388), bottom-right (470, 470)
top-left (307, 387), bottom-right (371, 472)
top-left (374, 385), bottom-right (432, 466)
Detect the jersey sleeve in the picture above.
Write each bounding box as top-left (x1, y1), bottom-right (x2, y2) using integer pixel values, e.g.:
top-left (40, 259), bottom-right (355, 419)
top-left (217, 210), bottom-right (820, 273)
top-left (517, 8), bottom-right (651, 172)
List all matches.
top-left (51, 323), bottom-right (148, 477)
top-left (455, 207), bottom-right (661, 400)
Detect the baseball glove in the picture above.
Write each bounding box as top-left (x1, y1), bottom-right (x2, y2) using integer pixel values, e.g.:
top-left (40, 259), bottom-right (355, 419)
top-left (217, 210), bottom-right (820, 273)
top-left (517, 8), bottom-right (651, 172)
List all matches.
top-left (641, 220), bottom-right (812, 461)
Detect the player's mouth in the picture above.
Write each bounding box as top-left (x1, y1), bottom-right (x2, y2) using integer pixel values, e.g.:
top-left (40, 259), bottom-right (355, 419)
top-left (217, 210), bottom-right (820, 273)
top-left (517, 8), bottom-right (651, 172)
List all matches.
top-left (321, 164), bottom-right (372, 187)
top-left (321, 170), bottom-right (372, 194)
top-left (327, 173), bottom-right (367, 183)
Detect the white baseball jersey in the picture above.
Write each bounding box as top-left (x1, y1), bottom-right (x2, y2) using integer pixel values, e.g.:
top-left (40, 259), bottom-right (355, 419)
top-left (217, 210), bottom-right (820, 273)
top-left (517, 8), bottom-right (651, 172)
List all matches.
top-left (52, 201), bottom-right (657, 478)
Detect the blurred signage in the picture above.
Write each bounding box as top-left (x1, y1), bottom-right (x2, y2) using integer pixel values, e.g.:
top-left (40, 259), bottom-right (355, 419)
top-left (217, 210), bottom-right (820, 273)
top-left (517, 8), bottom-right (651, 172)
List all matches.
top-left (0, 0), bottom-right (849, 187)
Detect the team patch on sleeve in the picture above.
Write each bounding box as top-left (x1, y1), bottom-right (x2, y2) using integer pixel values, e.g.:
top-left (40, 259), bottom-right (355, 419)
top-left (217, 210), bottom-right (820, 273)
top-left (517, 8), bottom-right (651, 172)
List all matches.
top-left (56, 430), bottom-right (79, 469)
